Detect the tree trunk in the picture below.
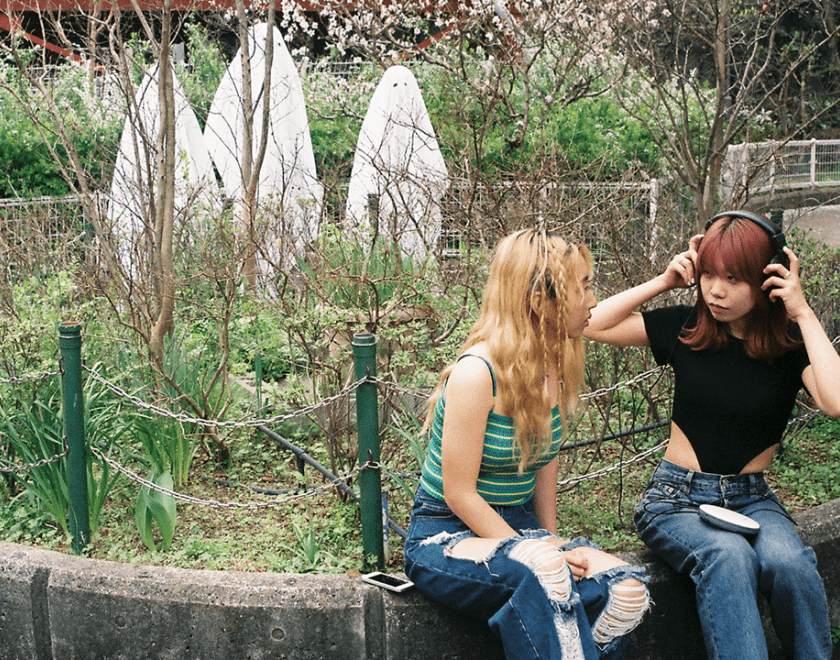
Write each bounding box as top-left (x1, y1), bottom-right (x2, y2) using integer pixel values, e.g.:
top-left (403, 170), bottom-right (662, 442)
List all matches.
top-left (703, 0), bottom-right (731, 220)
top-left (150, 1), bottom-right (176, 358)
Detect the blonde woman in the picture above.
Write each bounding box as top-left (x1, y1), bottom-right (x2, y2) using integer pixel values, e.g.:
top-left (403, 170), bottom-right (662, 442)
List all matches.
top-left (404, 229), bottom-right (650, 660)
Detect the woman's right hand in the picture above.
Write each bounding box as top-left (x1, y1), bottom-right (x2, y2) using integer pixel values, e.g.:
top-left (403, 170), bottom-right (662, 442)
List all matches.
top-left (562, 547), bottom-right (591, 581)
top-left (661, 234), bottom-right (702, 290)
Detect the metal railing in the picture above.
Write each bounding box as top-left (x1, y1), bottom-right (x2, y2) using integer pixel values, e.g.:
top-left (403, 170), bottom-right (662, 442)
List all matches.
top-left (722, 139), bottom-right (840, 203)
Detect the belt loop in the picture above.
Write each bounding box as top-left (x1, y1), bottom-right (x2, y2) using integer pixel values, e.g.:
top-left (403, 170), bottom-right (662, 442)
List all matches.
top-left (683, 469), bottom-right (695, 492)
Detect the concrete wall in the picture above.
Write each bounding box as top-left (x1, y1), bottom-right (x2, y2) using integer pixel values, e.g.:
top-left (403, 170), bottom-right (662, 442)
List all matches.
top-left (2, 497), bottom-right (839, 660)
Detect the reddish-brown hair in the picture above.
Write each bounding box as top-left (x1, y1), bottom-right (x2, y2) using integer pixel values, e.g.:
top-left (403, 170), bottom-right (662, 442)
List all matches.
top-left (681, 215), bottom-right (800, 360)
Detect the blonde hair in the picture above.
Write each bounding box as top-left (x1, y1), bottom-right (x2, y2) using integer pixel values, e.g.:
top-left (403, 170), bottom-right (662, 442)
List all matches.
top-left (426, 228), bottom-right (590, 472)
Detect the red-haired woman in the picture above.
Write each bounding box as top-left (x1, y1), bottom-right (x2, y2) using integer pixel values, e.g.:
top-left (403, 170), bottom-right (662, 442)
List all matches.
top-left (585, 211), bottom-right (840, 660)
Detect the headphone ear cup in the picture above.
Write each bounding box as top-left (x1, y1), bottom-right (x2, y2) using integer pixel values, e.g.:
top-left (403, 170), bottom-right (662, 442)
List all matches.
top-left (769, 233), bottom-right (790, 271)
top-left (769, 251), bottom-right (790, 270)
top-left (763, 251), bottom-right (790, 296)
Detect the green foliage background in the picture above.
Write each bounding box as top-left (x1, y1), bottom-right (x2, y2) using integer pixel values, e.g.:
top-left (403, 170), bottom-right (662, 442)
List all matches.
top-left (1, 26), bottom-right (671, 202)
top-left (0, 18), bottom-right (838, 594)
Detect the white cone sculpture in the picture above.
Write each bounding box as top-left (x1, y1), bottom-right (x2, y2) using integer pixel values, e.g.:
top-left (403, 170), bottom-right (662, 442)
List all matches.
top-left (204, 22), bottom-right (323, 267)
top-left (346, 65), bottom-right (449, 256)
top-left (108, 63), bottom-right (219, 278)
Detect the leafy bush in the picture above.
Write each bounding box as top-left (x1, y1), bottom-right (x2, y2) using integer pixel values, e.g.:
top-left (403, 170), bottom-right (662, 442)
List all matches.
top-left (302, 63), bottom-right (373, 184)
top-left (788, 227), bottom-right (840, 338)
top-left (176, 21), bottom-right (228, 128)
top-left (0, 90), bottom-right (68, 198)
top-left (0, 61), bottom-right (123, 199)
top-left (409, 43), bottom-right (665, 180)
top-left (0, 370), bottom-right (124, 540)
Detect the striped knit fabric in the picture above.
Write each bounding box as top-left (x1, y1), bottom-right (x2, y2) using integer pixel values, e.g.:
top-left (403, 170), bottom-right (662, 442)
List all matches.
top-left (419, 366), bottom-right (563, 506)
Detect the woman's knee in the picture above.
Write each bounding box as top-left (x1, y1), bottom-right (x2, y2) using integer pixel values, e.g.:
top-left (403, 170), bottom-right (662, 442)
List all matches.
top-left (508, 537), bottom-right (574, 602)
top-left (591, 576), bottom-right (650, 646)
top-left (758, 543), bottom-right (820, 588)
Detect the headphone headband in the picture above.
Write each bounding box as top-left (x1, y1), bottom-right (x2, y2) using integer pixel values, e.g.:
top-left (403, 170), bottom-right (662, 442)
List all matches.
top-left (705, 209), bottom-right (788, 269)
top-left (706, 210), bottom-right (783, 239)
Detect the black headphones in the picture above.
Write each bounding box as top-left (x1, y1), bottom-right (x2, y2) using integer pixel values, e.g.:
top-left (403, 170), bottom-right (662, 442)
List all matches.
top-left (705, 209), bottom-right (790, 271)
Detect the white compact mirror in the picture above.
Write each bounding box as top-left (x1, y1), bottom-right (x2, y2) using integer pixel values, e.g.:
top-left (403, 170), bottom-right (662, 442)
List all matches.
top-left (699, 504), bottom-right (760, 536)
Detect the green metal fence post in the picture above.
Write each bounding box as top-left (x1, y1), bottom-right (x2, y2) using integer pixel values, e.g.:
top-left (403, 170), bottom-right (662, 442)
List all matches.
top-left (59, 321), bottom-right (90, 554)
top-left (352, 333), bottom-right (384, 569)
top-left (255, 352), bottom-right (263, 410)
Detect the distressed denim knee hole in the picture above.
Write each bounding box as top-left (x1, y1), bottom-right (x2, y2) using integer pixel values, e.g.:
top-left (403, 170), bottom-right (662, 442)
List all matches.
top-left (508, 538), bottom-right (586, 659)
top-left (508, 537), bottom-right (573, 601)
top-left (592, 579), bottom-right (650, 646)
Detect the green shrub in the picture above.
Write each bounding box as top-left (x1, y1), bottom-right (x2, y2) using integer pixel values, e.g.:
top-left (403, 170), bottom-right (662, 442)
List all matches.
top-left (176, 21), bottom-right (228, 129)
top-left (0, 62), bottom-right (122, 199)
top-left (0, 369), bottom-right (124, 540)
top-left (0, 103), bottom-right (68, 198)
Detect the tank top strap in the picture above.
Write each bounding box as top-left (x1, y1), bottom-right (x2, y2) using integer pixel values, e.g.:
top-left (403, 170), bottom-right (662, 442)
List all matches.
top-left (456, 353), bottom-right (498, 398)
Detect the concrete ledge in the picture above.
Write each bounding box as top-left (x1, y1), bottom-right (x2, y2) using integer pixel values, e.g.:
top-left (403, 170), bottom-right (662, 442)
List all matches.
top-left (2, 498), bottom-right (839, 660)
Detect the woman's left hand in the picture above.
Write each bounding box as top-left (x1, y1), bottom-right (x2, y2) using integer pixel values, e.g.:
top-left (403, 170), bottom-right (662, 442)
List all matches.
top-left (764, 247), bottom-right (812, 321)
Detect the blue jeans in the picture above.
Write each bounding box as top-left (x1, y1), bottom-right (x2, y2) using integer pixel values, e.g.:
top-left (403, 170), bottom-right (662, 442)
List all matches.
top-left (634, 459), bottom-right (832, 660)
top-left (404, 487), bottom-right (649, 660)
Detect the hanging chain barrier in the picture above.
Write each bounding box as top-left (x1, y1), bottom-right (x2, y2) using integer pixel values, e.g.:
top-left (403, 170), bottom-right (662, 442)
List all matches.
top-left (557, 441), bottom-right (669, 488)
top-left (83, 365), bottom-right (367, 429)
top-left (0, 370), bottom-right (59, 385)
top-left (63, 365), bottom-right (674, 508)
top-left (0, 446), bottom-right (68, 474)
top-left (3, 340), bottom-right (834, 511)
top-left (88, 444), bottom-right (378, 509)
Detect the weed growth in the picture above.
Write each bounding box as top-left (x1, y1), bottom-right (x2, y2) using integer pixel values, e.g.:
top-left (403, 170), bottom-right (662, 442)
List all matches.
top-left (0, 371), bottom-right (124, 540)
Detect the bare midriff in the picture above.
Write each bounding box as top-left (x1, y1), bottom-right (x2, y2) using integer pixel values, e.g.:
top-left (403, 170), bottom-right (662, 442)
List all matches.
top-left (662, 422), bottom-right (779, 475)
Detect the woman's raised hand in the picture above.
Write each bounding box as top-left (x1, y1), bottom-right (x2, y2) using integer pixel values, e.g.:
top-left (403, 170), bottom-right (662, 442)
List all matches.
top-left (662, 233), bottom-right (702, 290)
top-left (764, 246), bottom-right (811, 321)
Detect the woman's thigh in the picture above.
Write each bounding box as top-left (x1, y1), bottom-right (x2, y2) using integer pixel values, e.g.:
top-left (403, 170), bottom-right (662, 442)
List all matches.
top-left (634, 479), bottom-right (757, 574)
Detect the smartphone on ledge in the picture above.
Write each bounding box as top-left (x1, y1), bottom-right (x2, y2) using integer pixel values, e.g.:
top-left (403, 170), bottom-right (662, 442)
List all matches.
top-left (361, 571), bottom-right (414, 592)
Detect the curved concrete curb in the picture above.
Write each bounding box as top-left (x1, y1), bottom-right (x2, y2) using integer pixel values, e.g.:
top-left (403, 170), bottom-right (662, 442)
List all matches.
top-left (1, 497), bottom-right (839, 660)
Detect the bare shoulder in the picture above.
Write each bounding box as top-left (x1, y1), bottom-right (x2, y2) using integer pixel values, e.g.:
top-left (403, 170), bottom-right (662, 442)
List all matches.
top-left (445, 347), bottom-right (495, 406)
top-left (448, 354), bottom-right (493, 388)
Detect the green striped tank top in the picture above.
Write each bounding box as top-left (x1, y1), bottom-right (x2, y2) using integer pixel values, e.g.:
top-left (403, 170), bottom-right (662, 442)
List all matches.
top-left (418, 354), bottom-right (563, 506)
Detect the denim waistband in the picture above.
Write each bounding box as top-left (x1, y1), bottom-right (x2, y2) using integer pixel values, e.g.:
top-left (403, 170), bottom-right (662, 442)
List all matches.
top-left (653, 459), bottom-right (768, 498)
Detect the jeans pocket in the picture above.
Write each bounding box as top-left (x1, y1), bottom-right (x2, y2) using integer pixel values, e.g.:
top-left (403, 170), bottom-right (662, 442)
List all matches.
top-left (748, 488), bottom-right (796, 524)
top-left (634, 481), bottom-right (691, 535)
top-left (408, 495), bottom-right (464, 542)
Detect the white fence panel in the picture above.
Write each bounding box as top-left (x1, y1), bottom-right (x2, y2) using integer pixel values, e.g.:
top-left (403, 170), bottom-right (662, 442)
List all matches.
top-left (722, 139), bottom-right (840, 204)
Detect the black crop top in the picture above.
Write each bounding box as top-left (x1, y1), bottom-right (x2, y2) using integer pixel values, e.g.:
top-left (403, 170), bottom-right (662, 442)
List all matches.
top-left (642, 305), bottom-right (810, 475)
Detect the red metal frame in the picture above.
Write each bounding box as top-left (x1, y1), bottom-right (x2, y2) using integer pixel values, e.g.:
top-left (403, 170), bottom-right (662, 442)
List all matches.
top-left (1, 0), bottom-right (522, 64)
top-left (0, 12), bottom-right (87, 61)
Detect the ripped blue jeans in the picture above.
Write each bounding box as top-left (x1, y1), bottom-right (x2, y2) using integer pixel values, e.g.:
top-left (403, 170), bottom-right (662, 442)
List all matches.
top-left (404, 487), bottom-right (649, 660)
top-left (634, 460), bottom-right (832, 660)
